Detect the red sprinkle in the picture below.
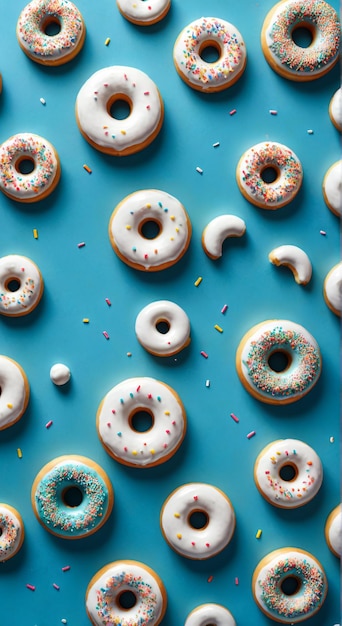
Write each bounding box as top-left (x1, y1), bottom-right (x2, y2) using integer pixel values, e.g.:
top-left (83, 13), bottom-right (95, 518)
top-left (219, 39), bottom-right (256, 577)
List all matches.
top-left (103, 331), bottom-right (110, 340)
top-left (230, 413), bottom-right (239, 423)
top-left (207, 575), bottom-right (214, 583)
top-left (105, 298), bottom-right (112, 306)
top-left (26, 584), bottom-right (35, 591)
top-left (45, 420), bottom-right (53, 429)
top-left (247, 431), bottom-right (256, 439)
top-left (200, 351), bottom-right (208, 359)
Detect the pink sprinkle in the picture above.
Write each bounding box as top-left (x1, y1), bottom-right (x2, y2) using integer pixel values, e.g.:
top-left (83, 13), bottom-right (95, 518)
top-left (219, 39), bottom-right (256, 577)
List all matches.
top-left (45, 420), bottom-right (53, 429)
top-left (163, 443), bottom-right (168, 448)
top-left (107, 423), bottom-right (111, 427)
top-left (124, 446), bottom-right (128, 452)
top-left (235, 577), bottom-right (239, 585)
top-left (53, 583), bottom-right (60, 590)
top-left (265, 470), bottom-right (270, 474)
top-left (193, 495), bottom-right (198, 501)
top-left (105, 298), bottom-right (112, 306)
top-left (144, 91), bottom-right (150, 95)
top-left (112, 409), bottom-right (116, 414)
top-left (147, 393), bottom-right (152, 399)
top-left (221, 304), bottom-right (228, 314)
top-left (103, 331), bottom-right (110, 340)
top-left (269, 109), bottom-right (278, 115)
top-left (230, 413), bottom-right (239, 423)
top-left (205, 543), bottom-right (210, 547)
top-left (124, 74), bottom-right (128, 80)
top-left (172, 420), bottom-right (176, 425)
top-left (77, 242), bottom-right (86, 248)
top-left (166, 430), bottom-right (171, 434)
top-left (247, 430), bottom-right (256, 439)
top-left (191, 541), bottom-right (196, 546)
top-left (200, 351), bottom-right (208, 359)
top-left (229, 109), bottom-right (237, 116)
top-left (26, 584), bottom-right (35, 591)
top-left (62, 566), bottom-right (70, 572)
top-left (144, 253), bottom-right (148, 259)
top-left (104, 83), bottom-right (109, 87)
top-left (146, 105), bottom-right (151, 110)
top-left (285, 450), bottom-right (289, 456)
top-left (136, 385), bottom-right (141, 391)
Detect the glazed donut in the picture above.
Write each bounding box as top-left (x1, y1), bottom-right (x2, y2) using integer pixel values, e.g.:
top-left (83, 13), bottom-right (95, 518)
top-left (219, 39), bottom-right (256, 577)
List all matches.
top-left (268, 245), bottom-right (312, 285)
top-left (202, 215), bottom-right (246, 260)
top-left (109, 189), bottom-right (191, 271)
top-left (236, 141), bottom-right (303, 209)
top-left (325, 504), bottom-right (342, 557)
top-left (76, 66), bottom-right (164, 156)
top-left (0, 504), bottom-right (24, 562)
top-left (323, 262), bottom-right (342, 316)
top-left (117, 0), bottom-right (170, 25)
top-left (322, 160), bottom-right (342, 217)
top-left (254, 438), bottom-right (323, 508)
top-left (252, 547), bottom-right (328, 623)
top-left (86, 560), bottom-right (167, 626)
top-left (329, 87), bottom-right (342, 131)
top-left (135, 300), bottom-right (190, 356)
top-left (97, 377), bottom-right (186, 467)
top-left (173, 17), bottom-right (247, 93)
top-left (0, 355), bottom-right (30, 431)
top-left (160, 483), bottom-right (235, 559)
top-left (261, 0), bottom-right (341, 82)
top-left (31, 455), bottom-right (113, 539)
top-left (16, 0), bottom-right (85, 66)
top-left (236, 320), bottom-right (321, 405)
top-left (0, 255), bottom-right (43, 316)
top-left (185, 604), bottom-right (236, 626)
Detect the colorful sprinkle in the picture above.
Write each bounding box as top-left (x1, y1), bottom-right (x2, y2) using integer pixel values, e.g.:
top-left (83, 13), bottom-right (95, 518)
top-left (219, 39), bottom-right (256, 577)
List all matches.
top-left (83, 164), bottom-right (92, 174)
top-left (194, 276), bottom-right (203, 287)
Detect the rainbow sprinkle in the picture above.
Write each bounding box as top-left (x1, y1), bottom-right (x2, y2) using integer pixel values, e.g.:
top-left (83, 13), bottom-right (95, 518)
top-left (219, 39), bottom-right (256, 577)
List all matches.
top-left (0, 512), bottom-right (20, 560)
top-left (95, 571), bottom-right (158, 624)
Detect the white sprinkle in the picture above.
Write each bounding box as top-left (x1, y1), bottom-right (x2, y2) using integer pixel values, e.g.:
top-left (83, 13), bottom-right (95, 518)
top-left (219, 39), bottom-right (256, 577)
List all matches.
top-left (40, 97), bottom-right (46, 105)
top-left (307, 129), bottom-right (314, 134)
top-left (61, 620), bottom-right (67, 625)
top-left (269, 109), bottom-right (277, 115)
top-left (320, 230), bottom-right (326, 236)
top-left (330, 436), bottom-right (334, 443)
top-left (196, 166), bottom-right (203, 174)
top-left (212, 142), bottom-right (220, 148)
top-left (205, 380), bottom-right (210, 387)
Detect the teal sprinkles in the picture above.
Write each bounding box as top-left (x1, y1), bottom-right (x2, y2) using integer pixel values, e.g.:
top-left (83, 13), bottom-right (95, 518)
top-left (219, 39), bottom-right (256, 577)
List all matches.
top-left (96, 572), bottom-right (158, 625)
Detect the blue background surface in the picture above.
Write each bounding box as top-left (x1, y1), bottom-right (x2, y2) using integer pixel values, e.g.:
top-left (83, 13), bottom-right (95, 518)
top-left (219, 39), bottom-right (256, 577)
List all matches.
top-left (0, 1), bottom-right (340, 624)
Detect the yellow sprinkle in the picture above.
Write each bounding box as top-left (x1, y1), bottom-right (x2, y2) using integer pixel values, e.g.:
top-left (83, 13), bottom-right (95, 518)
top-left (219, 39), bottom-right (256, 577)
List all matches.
top-left (33, 228), bottom-right (38, 239)
top-left (121, 130), bottom-right (126, 135)
top-left (164, 411), bottom-right (170, 416)
top-left (176, 533), bottom-right (182, 539)
top-left (214, 325), bottom-right (223, 333)
top-left (105, 37), bottom-right (111, 46)
top-left (126, 225), bottom-right (132, 230)
top-left (17, 448), bottom-right (22, 459)
top-left (175, 227), bottom-right (179, 233)
top-left (170, 215), bottom-right (175, 221)
top-left (146, 203), bottom-right (151, 208)
top-left (194, 276), bottom-right (203, 287)
top-left (132, 450), bottom-right (138, 456)
top-left (174, 513), bottom-right (180, 518)
top-left (170, 237), bottom-right (174, 241)
top-left (83, 318), bottom-right (90, 323)
top-left (7, 403), bottom-right (13, 409)
top-left (256, 529), bottom-right (262, 539)
top-left (83, 164), bottom-right (92, 174)
top-left (150, 449), bottom-right (155, 455)
top-left (276, 451), bottom-right (281, 455)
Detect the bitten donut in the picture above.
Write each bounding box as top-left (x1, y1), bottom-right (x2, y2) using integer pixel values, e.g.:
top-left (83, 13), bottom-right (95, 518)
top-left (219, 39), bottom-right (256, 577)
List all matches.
top-left (109, 189), bottom-right (191, 271)
top-left (76, 66), bottom-right (164, 156)
top-left (0, 255), bottom-right (43, 316)
top-left (117, 0), bottom-right (170, 25)
top-left (236, 320), bottom-right (321, 404)
top-left (202, 214), bottom-right (246, 260)
top-left (97, 377), bottom-right (186, 467)
top-left (173, 17), bottom-right (247, 92)
top-left (254, 438), bottom-right (323, 508)
top-left (268, 245), bottom-right (312, 285)
top-left (325, 504), bottom-right (342, 557)
top-left (324, 262), bottom-right (342, 316)
top-left (0, 133), bottom-right (60, 203)
top-left (86, 560), bottom-right (167, 626)
top-left (16, 0), bottom-right (85, 66)
top-left (252, 548), bottom-right (328, 623)
top-left (329, 87), bottom-right (342, 131)
top-left (322, 160), bottom-right (342, 217)
top-left (0, 504), bottom-right (24, 562)
top-left (160, 483), bottom-right (235, 559)
top-left (31, 455), bottom-right (113, 539)
top-left (236, 141), bottom-right (303, 209)
top-left (0, 355), bottom-right (29, 431)
top-left (135, 300), bottom-right (190, 356)
top-left (261, 0), bottom-right (341, 81)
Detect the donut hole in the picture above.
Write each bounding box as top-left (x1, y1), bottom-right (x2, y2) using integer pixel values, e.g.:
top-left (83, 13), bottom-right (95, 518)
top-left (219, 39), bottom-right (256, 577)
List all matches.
top-left (291, 22), bottom-right (315, 48)
top-left (117, 590), bottom-right (137, 610)
top-left (155, 319), bottom-right (170, 335)
top-left (279, 463), bottom-right (298, 482)
top-left (280, 575), bottom-right (301, 596)
top-left (41, 17), bottom-right (62, 37)
top-left (260, 166), bottom-right (279, 184)
top-left (268, 350), bottom-right (291, 373)
top-left (62, 486), bottom-right (83, 508)
top-left (199, 41), bottom-right (222, 63)
top-left (129, 408), bottom-right (154, 432)
top-left (15, 157), bottom-right (35, 175)
top-left (107, 94), bottom-right (132, 120)
top-left (0, 527), bottom-right (2, 537)
top-left (4, 277), bottom-right (21, 293)
top-left (188, 509), bottom-right (209, 530)
top-left (139, 219), bottom-right (161, 240)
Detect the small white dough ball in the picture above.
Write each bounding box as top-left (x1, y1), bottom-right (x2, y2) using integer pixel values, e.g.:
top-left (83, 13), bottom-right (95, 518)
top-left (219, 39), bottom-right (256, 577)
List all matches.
top-left (50, 363), bottom-right (71, 386)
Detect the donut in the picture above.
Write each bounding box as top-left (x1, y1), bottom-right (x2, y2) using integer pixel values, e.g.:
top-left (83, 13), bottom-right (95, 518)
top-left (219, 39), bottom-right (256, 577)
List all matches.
top-left (202, 215), bottom-right (246, 260)
top-left (185, 604), bottom-right (236, 626)
top-left (252, 547), bottom-right (328, 623)
top-left (116, 0), bottom-right (171, 25)
top-left (31, 455), bottom-right (113, 539)
top-left (329, 87), bottom-right (342, 131)
top-left (268, 245), bottom-right (312, 285)
top-left (0, 355), bottom-right (30, 431)
top-left (325, 504), bottom-right (342, 557)
top-left (236, 141), bottom-right (303, 209)
top-left (76, 66), bottom-right (164, 156)
top-left (135, 300), bottom-right (190, 356)
top-left (0, 133), bottom-right (60, 203)
top-left (109, 189), bottom-right (191, 271)
top-left (160, 483), bottom-right (235, 559)
top-left (86, 560), bottom-right (167, 626)
top-left (322, 160), bottom-right (342, 217)
top-left (16, 0), bottom-right (85, 66)
top-left (0, 504), bottom-right (24, 562)
top-left (323, 262), bottom-right (342, 316)
top-left (97, 377), bottom-right (186, 467)
top-left (261, 0), bottom-right (341, 82)
top-left (236, 320), bottom-right (321, 405)
top-left (173, 17), bottom-right (247, 93)
top-left (254, 438), bottom-right (323, 508)
top-left (0, 255), bottom-right (43, 316)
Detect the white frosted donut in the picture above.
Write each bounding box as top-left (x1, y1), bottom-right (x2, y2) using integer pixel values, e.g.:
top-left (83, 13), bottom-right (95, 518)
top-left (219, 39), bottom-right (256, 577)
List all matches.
top-left (0, 133), bottom-right (60, 203)
top-left (16, 0), bottom-right (85, 66)
top-left (261, 0), bottom-right (341, 81)
top-left (117, 0), bottom-right (170, 25)
top-left (236, 141), bottom-right (303, 209)
top-left (185, 604), bottom-right (236, 626)
top-left (135, 300), bottom-right (190, 356)
top-left (324, 262), bottom-right (342, 316)
top-left (253, 548), bottom-right (327, 623)
top-left (325, 504), bottom-right (342, 557)
top-left (173, 17), bottom-right (247, 92)
top-left (109, 189), bottom-right (191, 271)
top-left (236, 320), bottom-right (321, 405)
top-left (160, 483), bottom-right (235, 559)
top-left (0, 504), bottom-right (24, 561)
top-left (0, 255), bottom-right (43, 316)
top-left (202, 215), bottom-right (246, 259)
top-left (76, 66), bottom-right (164, 156)
top-left (254, 438), bottom-right (323, 508)
top-left (97, 377), bottom-right (186, 467)
top-left (0, 355), bottom-right (29, 431)
top-left (329, 87), bottom-right (342, 131)
top-left (86, 560), bottom-right (167, 626)
top-left (322, 160), bottom-right (342, 217)
top-left (269, 245), bottom-right (312, 285)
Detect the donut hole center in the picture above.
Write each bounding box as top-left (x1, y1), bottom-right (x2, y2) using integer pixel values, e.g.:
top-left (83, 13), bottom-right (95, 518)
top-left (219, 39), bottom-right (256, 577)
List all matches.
top-left (107, 94), bottom-right (132, 120)
top-left (279, 463), bottom-right (298, 482)
top-left (0, 527), bottom-right (3, 537)
top-left (280, 576), bottom-right (301, 596)
top-left (129, 408), bottom-right (154, 433)
top-left (62, 486), bottom-right (83, 508)
top-left (291, 22), bottom-right (315, 48)
top-left (188, 509), bottom-right (209, 530)
top-left (261, 166), bottom-right (279, 184)
top-left (199, 41), bottom-right (221, 63)
top-left (268, 350), bottom-right (291, 373)
top-left (15, 157), bottom-right (35, 175)
top-left (4, 277), bottom-right (21, 293)
top-left (156, 319), bottom-right (170, 335)
top-left (117, 590), bottom-right (137, 610)
top-left (139, 219), bottom-right (161, 240)
top-left (42, 17), bottom-right (62, 37)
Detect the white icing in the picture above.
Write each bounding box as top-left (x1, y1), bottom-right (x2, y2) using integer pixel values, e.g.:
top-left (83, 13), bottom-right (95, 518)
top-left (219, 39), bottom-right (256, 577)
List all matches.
top-left (117, 0), bottom-right (170, 24)
top-left (135, 300), bottom-right (190, 356)
top-left (330, 87), bottom-right (342, 131)
top-left (0, 255), bottom-right (43, 316)
top-left (202, 215), bottom-right (246, 259)
top-left (97, 377), bottom-right (186, 467)
top-left (268, 245), bottom-right (312, 285)
top-left (323, 160), bottom-right (342, 216)
top-left (109, 189), bottom-right (191, 271)
top-left (254, 438), bottom-right (323, 508)
top-left (50, 363), bottom-right (71, 385)
top-left (326, 504), bottom-right (342, 557)
top-left (76, 66), bottom-right (163, 155)
top-left (324, 262), bottom-right (342, 316)
top-left (160, 483), bottom-right (235, 559)
top-left (0, 356), bottom-right (29, 430)
top-left (185, 603), bottom-right (236, 626)
top-left (0, 504), bottom-right (24, 561)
